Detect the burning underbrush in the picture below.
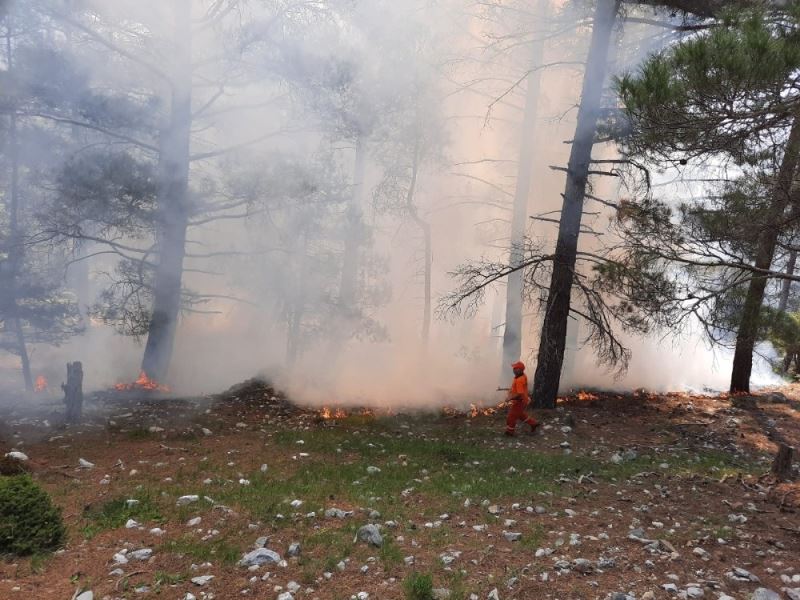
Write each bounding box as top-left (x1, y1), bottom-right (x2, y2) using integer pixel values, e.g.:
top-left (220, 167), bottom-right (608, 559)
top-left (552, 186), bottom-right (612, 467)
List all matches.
top-left (114, 371), bottom-right (170, 393)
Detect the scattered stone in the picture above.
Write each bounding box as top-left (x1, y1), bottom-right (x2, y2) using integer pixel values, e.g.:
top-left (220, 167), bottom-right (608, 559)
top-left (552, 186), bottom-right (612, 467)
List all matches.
top-left (661, 583), bottom-right (679, 594)
top-left (598, 558), bottom-right (616, 570)
top-left (289, 499), bottom-right (303, 508)
top-left (125, 519), bottom-right (140, 529)
top-left (4, 451), bottom-right (28, 461)
top-left (686, 587), bottom-right (704, 598)
top-left (239, 548), bottom-right (281, 567)
top-left (366, 466), bottom-right (381, 474)
top-left (276, 593), bottom-right (294, 600)
top-left (487, 589), bottom-right (500, 600)
top-left (433, 589), bottom-right (451, 600)
top-left (572, 558), bottom-right (593, 574)
top-left (287, 543), bottom-right (301, 557)
top-left (764, 392), bottom-right (788, 404)
top-left (782, 589), bottom-right (800, 600)
top-left (78, 458), bottom-right (95, 469)
top-left (191, 575), bottom-right (214, 586)
top-left (325, 508), bottom-right (353, 519)
top-left (728, 567), bottom-right (760, 583)
top-left (187, 517), bottom-right (202, 527)
top-left (732, 395), bottom-right (758, 409)
top-left (75, 592), bottom-right (93, 600)
top-left (177, 495), bottom-right (200, 506)
top-left (129, 548), bottom-right (153, 561)
top-left (750, 590), bottom-right (780, 600)
top-left (503, 532), bottom-right (522, 542)
top-left (356, 524), bottom-right (383, 547)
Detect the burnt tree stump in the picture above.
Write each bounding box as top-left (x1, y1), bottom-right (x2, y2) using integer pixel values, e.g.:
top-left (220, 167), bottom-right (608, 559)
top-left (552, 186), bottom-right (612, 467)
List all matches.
top-left (62, 361), bottom-right (83, 424)
top-left (771, 443), bottom-right (795, 480)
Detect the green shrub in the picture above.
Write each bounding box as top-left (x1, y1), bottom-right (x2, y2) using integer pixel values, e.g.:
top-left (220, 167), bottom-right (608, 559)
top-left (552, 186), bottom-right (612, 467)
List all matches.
top-left (0, 456), bottom-right (30, 476)
top-left (0, 475), bottom-right (66, 556)
top-left (404, 572), bottom-right (434, 600)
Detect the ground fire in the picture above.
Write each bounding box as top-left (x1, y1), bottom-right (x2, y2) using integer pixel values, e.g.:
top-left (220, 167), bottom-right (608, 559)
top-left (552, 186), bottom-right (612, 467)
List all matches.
top-left (114, 371), bottom-right (170, 393)
top-left (34, 375), bottom-right (47, 392)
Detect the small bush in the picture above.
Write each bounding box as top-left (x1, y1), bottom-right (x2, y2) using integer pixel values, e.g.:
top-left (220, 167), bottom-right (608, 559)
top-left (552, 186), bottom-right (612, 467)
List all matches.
top-left (81, 494), bottom-right (162, 538)
top-left (0, 475), bottom-right (66, 556)
top-left (0, 455), bottom-right (30, 476)
top-left (404, 572), bottom-right (434, 600)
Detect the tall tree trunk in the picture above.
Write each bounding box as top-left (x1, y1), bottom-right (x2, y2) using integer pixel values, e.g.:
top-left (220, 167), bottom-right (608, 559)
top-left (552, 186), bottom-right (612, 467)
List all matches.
top-left (502, 0), bottom-right (548, 374)
top-left (532, 0), bottom-right (620, 409)
top-left (285, 232), bottom-right (308, 366)
top-left (338, 137), bottom-right (367, 315)
top-left (141, 0), bottom-right (192, 381)
top-left (778, 249), bottom-right (797, 313)
top-left (730, 117), bottom-right (800, 393)
top-left (421, 221), bottom-right (432, 346)
top-left (3, 23), bottom-right (32, 393)
top-left (405, 134), bottom-right (431, 346)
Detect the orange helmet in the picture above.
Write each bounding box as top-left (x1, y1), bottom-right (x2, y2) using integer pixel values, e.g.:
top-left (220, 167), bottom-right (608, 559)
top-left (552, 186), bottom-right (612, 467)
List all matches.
top-left (511, 361), bottom-right (525, 371)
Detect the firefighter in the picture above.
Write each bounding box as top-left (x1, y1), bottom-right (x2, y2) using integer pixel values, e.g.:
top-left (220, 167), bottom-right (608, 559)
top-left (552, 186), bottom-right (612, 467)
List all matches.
top-left (505, 361), bottom-right (538, 436)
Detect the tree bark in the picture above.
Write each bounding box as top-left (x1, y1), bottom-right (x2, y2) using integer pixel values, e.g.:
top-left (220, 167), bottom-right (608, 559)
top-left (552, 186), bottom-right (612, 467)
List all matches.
top-left (338, 136), bottom-right (367, 315)
top-left (502, 0), bottom-right (547, 375)
top-left (62, 361), bottom-right (83, 424)
top-left (771, 443), bottom-right (794, 480)
top-left (778, 249), bottom-right (797, 313)
top-left (2, 22), bottom-right (32, 393)
top-left (421, 220), bottom-right (432, 346)
top-left (404, 134), bottom-right (432, 347)
top-left (532, 0), bottom-right (620, 409)
top-left (140, 0), bottom-right (193, 381)
top-left (730, 116), bottom-right (800, 393)
top-left (285, 232), bottom-right (308, 366)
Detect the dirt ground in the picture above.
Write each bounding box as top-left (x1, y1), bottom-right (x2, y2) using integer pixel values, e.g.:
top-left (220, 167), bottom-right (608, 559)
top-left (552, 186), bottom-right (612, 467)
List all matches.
top-left (1, 381), bottom-right (798, 600)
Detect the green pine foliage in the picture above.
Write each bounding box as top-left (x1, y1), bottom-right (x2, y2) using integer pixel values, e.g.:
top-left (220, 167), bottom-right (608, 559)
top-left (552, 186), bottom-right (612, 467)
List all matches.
top-left (0, 475), bottom-right (66, 556)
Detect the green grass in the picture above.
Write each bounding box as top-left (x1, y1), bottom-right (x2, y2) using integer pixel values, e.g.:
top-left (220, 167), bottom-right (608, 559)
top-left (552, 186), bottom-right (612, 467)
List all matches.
top-left (160, 535), bottom-right (242, 565)
top-left (193, 426), bottom-right (760, 526)
top-left (403, 572), bottom-right (434, 600)
top-left (126, 427), bottom-right (156, 441)
top-left (80, 493), bottom-right (163, 539)
top-left (519, 523), bottom-right (546, 550)
top-left (153, 570), bottom-right (187, 587)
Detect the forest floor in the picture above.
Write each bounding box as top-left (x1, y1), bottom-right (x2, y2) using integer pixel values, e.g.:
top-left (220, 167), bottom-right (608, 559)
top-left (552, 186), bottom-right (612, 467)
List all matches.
top-left (1, 380), bottom-right (799, 600)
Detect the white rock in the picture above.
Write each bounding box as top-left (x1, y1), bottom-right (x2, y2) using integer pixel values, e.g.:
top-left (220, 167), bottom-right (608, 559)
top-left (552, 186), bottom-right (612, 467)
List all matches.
top-left (290, 499), bottom-right (303, 508)
top-left (366, 466), bottom-right (381, 474)
top-left (4, 451), bottom-right (28, 461)
top-left (177, 495), bottom-right (200, 506)
top-left (187, 517), bottom-right (202, 527)
top-left (125, 519), bottom-right (140, 529)
top-left (78, 458), bottom-right (95, 469)
top-left (75, 592), bottom-right (93, 600)
top-left (191, 575), bottom-right (214, 586)
top-left (239, 548), bottom-right (281, 567)
top-left (129, 548), bottom-right (153, 561)
top-left (750, 590), bottom-right (780, 600)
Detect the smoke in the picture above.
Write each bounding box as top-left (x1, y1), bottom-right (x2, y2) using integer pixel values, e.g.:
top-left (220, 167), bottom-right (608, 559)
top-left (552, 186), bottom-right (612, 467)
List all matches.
top-left (0, 1), bottom-right (787, 410)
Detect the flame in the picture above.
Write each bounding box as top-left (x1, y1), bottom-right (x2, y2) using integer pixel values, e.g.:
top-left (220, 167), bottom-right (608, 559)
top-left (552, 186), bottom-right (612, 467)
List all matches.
top-left (34, 375), bottom-right (48, 392)
top-left (114, 371), bottom-right (170, 392)
top-left (319, 406), bottom-right (347, 420)
top-left (576, 390), bottom-right (599, 402)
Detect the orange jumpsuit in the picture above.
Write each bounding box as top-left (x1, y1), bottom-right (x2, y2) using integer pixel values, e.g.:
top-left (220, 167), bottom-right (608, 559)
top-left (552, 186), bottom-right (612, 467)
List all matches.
top-left (506, 373), bottom-right (538, 435)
